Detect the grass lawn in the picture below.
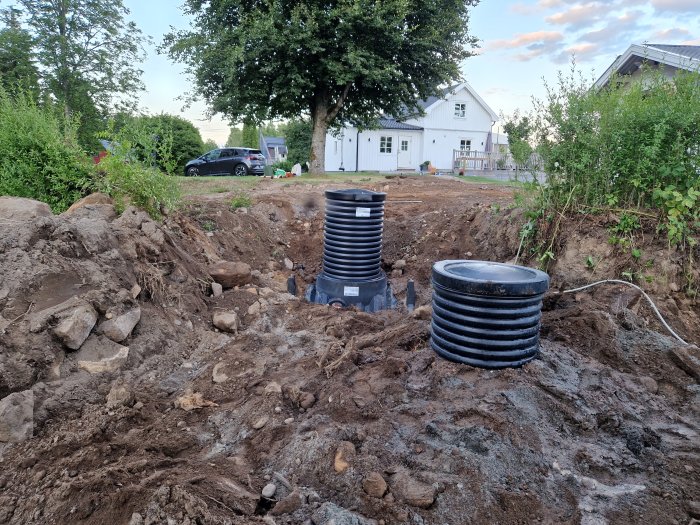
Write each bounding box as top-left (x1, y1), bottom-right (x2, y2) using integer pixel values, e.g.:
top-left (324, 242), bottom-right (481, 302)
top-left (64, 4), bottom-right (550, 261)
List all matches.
top-left (176, 171), bottom-right (521, 197)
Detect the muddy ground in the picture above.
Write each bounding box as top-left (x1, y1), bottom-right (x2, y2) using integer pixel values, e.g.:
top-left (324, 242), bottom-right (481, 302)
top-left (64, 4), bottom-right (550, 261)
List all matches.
top-left (0, 175), bottom-right (698, 525)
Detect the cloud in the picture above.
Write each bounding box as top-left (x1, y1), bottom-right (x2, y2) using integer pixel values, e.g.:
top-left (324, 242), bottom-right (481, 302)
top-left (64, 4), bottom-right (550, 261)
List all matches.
top-left (681, 38), bottom-right (700, 45)
top-left (580, 11), bottom-right (644, 43)
top-left (651, 0), bottom-right (700, 12)
top-left (487, 31), bottom-right (565, 50)
top-left (553, 42), bottom-right (600, 64)
top-left (652, 27), bottom-right (690, 39)
top-left (545, 2), bottom-right (604, 30)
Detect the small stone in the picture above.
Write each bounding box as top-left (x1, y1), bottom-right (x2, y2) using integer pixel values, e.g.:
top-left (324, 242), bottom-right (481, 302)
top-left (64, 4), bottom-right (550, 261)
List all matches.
top-left (687, 501), bottom-right (700, 519)
top-left (133, 402), bottom-right (144, 410)
top-left (284, 258), bottom-right (294, 270)
top-left (208, 261), bottom-right (252, 289)
top-left (411, 305), bottom-right (432, 320)
top-left (247, 302), bottom-right (262, 316)
top-left (262, 483), bottom-right (277, 498)
top-left (299, 392), bottom-right (316, 409)
top-left (128, 512), bottom-right (145, 525)
top-left (130, 284), bottom-right (142, 299)
top-left (271, 490), bottom-right (304, 515)
top-left (265, 382), bottom-right (282, 395)
top-left (0, 390), bottom-right (34, 442)
top-left (639, 376), bottom-right (658, 394)
top-left (274, 406), bottom-right (282, 413)
top-left (212, 311), bottom-right (240, 334)
top-left (284, 417), bottom-right (294, 424)
top-left (362, 472), bottom-right (388, 498)
top-left (685, 465), bottom-right (694, 473)
top-left (106, 383), bottom-right (135, 408)
top-left (211, 282), bottom-right (223, 297)
top-left (252, 416), bottom-right (269, 430)
top-left (334, 441), bottom-right (356, 473)
top-left (391, 269), bottom-right (403, 278)
top-left (393, 259), bottom-right (406, 270)
top-left (212, 362), bottom-right (229, 383)
top-left (176, 420), bottom-right (186, 428)
top-left (390, 471), bottom-right (437, 508)
top-left (100, 307), bottom-right (141, 342)
top-left (105, 312), bottom-right (114, 320)
top-left (75, 335), bottom-right (129, 374)
top-left (466, 251), bottom-right (473, 257)
top-left (53, 304), bottom-right (98, 350)
top-left (581, 477), bottom-right (598, 490)
top-left (669, 282), bottom-right (680, 292)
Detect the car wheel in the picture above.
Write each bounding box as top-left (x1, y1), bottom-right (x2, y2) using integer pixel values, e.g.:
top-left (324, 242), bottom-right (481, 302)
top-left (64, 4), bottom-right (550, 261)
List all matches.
top-left (186, 167), bottom-right (200, 177)
top-left (233, 163), bottom-right (249, 177)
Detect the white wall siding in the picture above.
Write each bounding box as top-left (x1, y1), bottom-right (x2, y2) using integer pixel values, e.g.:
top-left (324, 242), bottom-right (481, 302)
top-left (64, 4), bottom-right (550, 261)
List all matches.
top-left (324, 129), bottom-right (423, 172)
top-left (421, 130), bottom-right (490, 170)
top-left (407, 86), bottom-right (494, 134)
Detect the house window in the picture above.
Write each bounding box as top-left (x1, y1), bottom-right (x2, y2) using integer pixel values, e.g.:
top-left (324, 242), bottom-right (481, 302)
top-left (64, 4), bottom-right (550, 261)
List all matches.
top-left (460, 139), bottom-right (471, 151)
top-left (400, 140), bottom-right (409, 152)
top-left (380, 136), bottom-right (392, 153)
top-left (454, 103), bottom-right (466, 118)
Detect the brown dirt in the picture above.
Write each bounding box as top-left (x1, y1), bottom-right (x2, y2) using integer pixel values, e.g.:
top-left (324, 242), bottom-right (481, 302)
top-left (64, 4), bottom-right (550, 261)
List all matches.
top-left (0, 175), bottom-right (698, 525)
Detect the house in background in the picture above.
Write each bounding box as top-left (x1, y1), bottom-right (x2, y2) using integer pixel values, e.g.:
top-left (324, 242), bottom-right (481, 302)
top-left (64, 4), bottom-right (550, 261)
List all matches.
top-left (324, 82), bottom-right (498, 172)
top-left (259, 133), bottom-right (288, 164)
top-left (594, 43), bottom-right (700, 90)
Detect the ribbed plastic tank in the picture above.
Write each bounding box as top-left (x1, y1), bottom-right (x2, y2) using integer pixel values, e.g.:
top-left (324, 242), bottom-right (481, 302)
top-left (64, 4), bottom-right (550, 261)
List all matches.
top-left (430, 260), bottom-right (549, 369)
top-left (306, 189), bottom-right (395, 312)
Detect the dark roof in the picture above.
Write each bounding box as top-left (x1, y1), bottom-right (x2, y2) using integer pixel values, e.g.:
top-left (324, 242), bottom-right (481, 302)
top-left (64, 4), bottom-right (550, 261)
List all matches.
top-left (416, 84), bottom-right (461, 111)
top-left (264, 136), bottom-right (286, 146)
top-left (378, 118), bottom-right (423, 130)
top-left (647, 44), bottom-right (700, 61)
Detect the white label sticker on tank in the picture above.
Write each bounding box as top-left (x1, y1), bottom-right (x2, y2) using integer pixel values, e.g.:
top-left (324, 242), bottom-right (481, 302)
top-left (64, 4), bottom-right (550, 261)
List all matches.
top-left (343, 286), bottom-right (360, 297)
top-left (355, 207), bottom-right (371, 217)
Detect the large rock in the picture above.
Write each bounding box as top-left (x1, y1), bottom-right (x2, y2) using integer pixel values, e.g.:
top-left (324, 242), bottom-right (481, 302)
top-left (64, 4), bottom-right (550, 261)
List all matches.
top-left (0, 390), bottom-right (34, 442)
top-left (75, 335), bottom-right (129, 374)
top-left (0, 196), bottom-right (52, 221)
top-left (390, 471), bottom-right (437, 508)
top-left (669, 344), bottom-right (700, 380)
top-left (100, 307), bottom-right (141, 342)
top-left (53, 304), bottom-right (98, 350)
top-left (212, 311), bottom-right (240, 334)
top-left (208, 261), bottom-right (252, 289)
top-left (64, 192), bottom-right (113, 214)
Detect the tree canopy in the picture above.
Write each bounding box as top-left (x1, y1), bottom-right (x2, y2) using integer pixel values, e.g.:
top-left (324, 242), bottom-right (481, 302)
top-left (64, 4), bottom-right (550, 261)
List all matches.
top-left (19, 0), bottom-right (148, 150)
top-left (164, 0), bottom-right (479, 173)
top-left (0, 7), bottom-right (39, 98)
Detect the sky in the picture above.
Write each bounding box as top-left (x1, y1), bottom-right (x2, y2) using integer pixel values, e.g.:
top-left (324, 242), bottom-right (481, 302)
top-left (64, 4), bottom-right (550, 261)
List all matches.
top-left (6, 0), bottom-right (700, 144)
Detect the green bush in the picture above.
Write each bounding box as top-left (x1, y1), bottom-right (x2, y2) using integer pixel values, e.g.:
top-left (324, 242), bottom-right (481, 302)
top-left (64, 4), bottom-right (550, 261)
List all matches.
top-left (532, 66), bottom-right (700, 245)
top-left (95, 121), bottom-right (180, 219)
top-left (272, 159), bottom-right (293, 172)
top-left (0, 88), bottom-right (94, 212)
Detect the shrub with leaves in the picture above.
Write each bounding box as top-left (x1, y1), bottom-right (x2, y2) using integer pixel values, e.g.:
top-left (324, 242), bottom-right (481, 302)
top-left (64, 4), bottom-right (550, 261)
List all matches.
top-left (0, 87), bottom-right (94, 212)
top-left (532, 64), bottom-right (700, 246)
top-left (96, 120), bottom-right (180, 219)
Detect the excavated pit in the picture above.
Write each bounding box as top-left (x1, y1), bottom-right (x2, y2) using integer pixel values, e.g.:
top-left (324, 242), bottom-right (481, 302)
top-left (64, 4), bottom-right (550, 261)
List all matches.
top-left (0, 176), bottom-right (698, 525)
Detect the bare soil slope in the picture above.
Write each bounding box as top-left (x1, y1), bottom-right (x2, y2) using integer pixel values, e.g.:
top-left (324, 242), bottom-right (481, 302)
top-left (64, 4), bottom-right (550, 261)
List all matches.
top-left (0, 176), bottom-right (698, 525)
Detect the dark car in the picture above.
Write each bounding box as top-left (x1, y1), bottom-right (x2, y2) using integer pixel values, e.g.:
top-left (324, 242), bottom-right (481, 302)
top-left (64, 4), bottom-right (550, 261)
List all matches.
top-left (184, 147), bottom-right (266, 176)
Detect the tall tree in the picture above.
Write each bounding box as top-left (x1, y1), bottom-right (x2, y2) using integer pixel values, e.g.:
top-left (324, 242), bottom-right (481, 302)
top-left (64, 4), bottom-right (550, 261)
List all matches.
top-left (0, 7), bottom-right (40, 98)
top-left (225, 126), bottom-right (243, 147)
top-left (19, 0), bottom-right (148, 149)
top-left (503, 112), bottom-right (533, 175)
top-left (164, 0), bottom-right (479, 174)
top-left (241, 119), bottom-right (258, 149)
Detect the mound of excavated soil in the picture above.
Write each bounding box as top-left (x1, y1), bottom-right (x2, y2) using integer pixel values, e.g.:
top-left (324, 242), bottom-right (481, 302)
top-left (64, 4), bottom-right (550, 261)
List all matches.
top-left (0, 177), bottom-right (698, 525)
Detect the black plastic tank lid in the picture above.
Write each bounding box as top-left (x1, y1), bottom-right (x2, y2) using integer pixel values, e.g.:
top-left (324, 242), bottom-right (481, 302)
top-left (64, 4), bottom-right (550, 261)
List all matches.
top-left (432, 260), bottom-right (549, 296)
top-left (325, 189), bottom-right (386, 202)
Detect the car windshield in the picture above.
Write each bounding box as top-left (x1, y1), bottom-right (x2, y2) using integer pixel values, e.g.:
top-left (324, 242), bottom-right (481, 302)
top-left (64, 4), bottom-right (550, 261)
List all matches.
top-left (248, 150), bottom-right (263, 155)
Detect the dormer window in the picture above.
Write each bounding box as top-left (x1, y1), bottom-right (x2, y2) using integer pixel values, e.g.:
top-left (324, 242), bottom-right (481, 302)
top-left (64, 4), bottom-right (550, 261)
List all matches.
top-left (454, 102), bottom-right (466, 118)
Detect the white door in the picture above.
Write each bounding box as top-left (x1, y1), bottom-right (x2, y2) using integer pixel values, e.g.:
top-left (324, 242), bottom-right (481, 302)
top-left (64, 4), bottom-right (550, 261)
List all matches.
top-left (398, 136), bottom-right (412, 169)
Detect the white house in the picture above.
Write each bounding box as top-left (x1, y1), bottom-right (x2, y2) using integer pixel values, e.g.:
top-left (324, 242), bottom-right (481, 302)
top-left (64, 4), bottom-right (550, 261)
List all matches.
top-left (593, 43), bottom-right (700, 90)
top-left (324, 82), bottom-right (499, 172)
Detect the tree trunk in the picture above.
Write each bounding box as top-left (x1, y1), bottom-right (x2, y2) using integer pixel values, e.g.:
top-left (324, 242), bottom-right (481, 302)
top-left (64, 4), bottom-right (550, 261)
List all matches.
top-left (309, 117), bottom-right (328, 175)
